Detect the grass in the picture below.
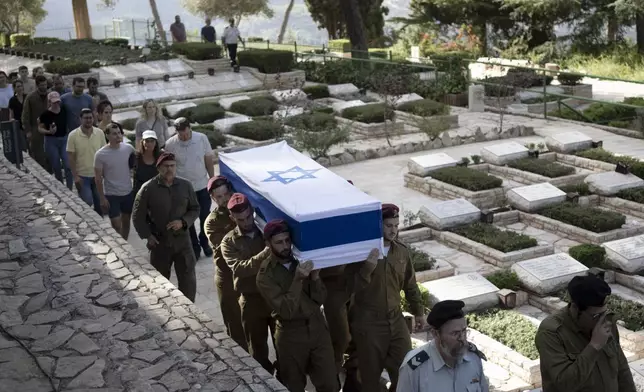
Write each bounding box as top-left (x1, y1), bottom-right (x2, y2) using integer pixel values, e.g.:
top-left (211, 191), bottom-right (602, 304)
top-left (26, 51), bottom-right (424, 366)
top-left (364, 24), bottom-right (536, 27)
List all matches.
top-left (565, 52), bottom-right (644, 81)
top-left (451, 223), bottom-right (537, 253)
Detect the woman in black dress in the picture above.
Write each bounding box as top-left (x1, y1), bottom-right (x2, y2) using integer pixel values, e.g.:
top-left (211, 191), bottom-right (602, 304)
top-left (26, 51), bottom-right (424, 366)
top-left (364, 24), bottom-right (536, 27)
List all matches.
top-left (8, 80), bottom-right (28, 151)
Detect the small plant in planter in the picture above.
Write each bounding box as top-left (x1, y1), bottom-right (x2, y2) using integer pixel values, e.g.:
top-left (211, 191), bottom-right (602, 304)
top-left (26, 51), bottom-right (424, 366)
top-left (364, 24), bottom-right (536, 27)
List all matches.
top-left (137, 77), bottom-right (145, 85)
top-left (92, 60), bottom-right (101, 68)
top-left (29, 52), bottom-right (36, 58)
top-left (162, 52), bottom-right (171, 60)
top-left (163, 74), bottom-right (170, 82)
top-left (188, 71), bottom-right (195, 79)
top-left (569, 244), bottom-right (610, 269)
top-left (113, 80), bottom-right (121, 88)
top-left (139, 55), bottom-right (147, 63)
top-left (207, 68), bottom-right (215, 76)
top-left (120, 57), bottom-right (128, 65)
top-left (457, 157), bottom-right (470, 167)
top-left (558, 72), bottom-right (584, 86)
top-left (486, 269), bottom-right (521, 290)
top-left (48, 55), bottom-right (55, 62)
top-left (410, 247), bottom-right (436, 272)
top-left (471, 155), bottom-right (482, 164)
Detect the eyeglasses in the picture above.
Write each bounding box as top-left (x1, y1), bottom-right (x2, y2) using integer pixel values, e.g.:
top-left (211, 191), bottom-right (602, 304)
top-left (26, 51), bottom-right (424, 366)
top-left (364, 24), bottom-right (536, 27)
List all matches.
top-left (447, 328), bottom-right (469, 339)
top-left (591, 311), bottom-right (607, 321)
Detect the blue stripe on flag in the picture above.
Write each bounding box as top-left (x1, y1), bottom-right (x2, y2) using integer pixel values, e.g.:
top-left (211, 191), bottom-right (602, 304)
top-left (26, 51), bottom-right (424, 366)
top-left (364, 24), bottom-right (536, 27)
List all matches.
top-left (220, 162), bottom-right (383, 252)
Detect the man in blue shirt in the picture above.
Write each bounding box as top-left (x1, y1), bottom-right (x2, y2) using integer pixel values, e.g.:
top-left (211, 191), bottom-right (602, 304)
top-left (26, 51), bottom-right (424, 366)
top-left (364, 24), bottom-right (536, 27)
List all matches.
top-left (61, 77), bottom-right (93, 132)
top-left (201, 18), bottom-right (216, 43)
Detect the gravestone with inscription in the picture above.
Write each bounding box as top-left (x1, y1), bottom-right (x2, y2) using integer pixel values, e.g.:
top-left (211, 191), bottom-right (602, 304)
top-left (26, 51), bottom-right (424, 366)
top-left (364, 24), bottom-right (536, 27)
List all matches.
top-left (213, 116), bottom-right (252, 133)
top-left (545, 131), bottom-right (593, 153)
top-left (422, 272), bottom-right (500, 312)
top-left (511, 253), bottom-right (588, 295)
top-left (408, 152), bottom-right (458, 177)
top-left (604, 235), bottom-right (644, 273)
top-left (271, 89), bottom-right (307, 103)
top-left (332, 100), bottom-right (365, 114)
top-left (468, 85), bottom-right (485, 112)
top-left (506, 183), bottom-right (567, 212)
top-left (481, 142), bottom-right (529, 165)
top-left (418, 198), bottom-right (481, 230)
top-left (219, 95), bottom-right (251, 110)
top-left (273, 107), bottom-right (304, 120)
top-left (584, 171), bottom-right (644, 196)
top-left (328, 83), bottom-right (360, 98)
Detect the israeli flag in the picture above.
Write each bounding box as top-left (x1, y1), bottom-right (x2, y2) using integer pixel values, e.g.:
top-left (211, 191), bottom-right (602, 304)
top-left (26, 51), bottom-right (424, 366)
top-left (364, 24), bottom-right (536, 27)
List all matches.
top-left (219, 141), bottom-right (384, 268)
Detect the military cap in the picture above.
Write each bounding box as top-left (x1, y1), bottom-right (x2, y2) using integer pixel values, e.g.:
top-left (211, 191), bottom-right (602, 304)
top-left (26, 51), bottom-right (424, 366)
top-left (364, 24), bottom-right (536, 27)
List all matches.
top-left (156, 152), bottom-right (176, 167)
top-left (263, 219), bottom-right (289, 240)
top-left (227, 193), bottom-right (250, 212)
top-left (382, 203), bottom-right (400, 219)
top-left (568, 274), bottom-right (611, 308)
top-left (207, 175), bottom-right (231, 193)
top-left (427, 300), bottom-right (465, 329)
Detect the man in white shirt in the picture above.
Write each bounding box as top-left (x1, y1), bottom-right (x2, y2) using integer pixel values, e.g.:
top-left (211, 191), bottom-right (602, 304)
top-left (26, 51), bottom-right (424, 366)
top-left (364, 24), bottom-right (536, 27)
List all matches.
top-left (164, 117), bottom-right (215, 260)
top-left (222, 19), bottom-right (242, 69)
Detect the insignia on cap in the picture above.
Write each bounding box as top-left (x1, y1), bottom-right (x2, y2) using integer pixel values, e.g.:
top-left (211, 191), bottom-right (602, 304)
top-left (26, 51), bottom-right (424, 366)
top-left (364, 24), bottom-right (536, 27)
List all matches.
top-left (407, 350), bottom-right (429, 370)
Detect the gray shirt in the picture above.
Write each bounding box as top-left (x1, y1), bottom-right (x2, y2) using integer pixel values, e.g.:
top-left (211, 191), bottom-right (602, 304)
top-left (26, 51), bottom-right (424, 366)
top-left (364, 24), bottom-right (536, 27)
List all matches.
top-left (94, 142), bottom-right (135, 196)
top-left (170, 22), bottom-right (187, 42)
top-left (397, 340), bottom-right (489, 392)
top-left (135, 117), bottom-right (170, 147)
top-left (164, 132), bottom-right (212, 191)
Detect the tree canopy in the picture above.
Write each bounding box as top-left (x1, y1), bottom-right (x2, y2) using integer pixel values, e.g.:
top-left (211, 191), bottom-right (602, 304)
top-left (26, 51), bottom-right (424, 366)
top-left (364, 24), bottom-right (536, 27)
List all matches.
top-left (304, 0), bottom-right (388, 42)
top-left (182, 0), bottom-right (274, 26)
top-left (0, 0), bottom-right (47, 34)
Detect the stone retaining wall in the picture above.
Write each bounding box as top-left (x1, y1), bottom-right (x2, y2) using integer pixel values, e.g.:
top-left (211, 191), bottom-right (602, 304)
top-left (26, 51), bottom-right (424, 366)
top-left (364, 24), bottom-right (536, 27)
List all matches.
top-left (601, 197), bottom-right (644, 220)
top-left (404, 173), bottom-right (506, 209)
top-left (243, 68), bottom-right (306, 90)
top-left (335, 116), bottom-right (406, 139)
top-left (555, 153), bottom-right (617, 172)
top-left (470, 162), bottom-right (590, 187)
top-left (394, 111), bottom-right (459, 131)
top-left (181, 58), bottom-right (231, 74)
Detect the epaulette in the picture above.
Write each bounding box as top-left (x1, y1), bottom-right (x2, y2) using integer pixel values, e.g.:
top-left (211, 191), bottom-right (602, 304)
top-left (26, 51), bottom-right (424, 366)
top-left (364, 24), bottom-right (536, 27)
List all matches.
top-left (468, 342), bottom-right (487, 361)
top-left (394, 239), bottom-right (409, 249)
top-left (407, 350), bottom-right (429, 370)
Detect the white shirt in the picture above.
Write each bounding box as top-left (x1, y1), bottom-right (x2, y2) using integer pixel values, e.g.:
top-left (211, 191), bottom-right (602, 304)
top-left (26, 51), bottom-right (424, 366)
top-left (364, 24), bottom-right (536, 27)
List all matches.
top-left (0, 85), bottom-right (14, 108)
top-left (163, 131), bottom-right (213, 191)
top-left (223, 26), bottom-right (241, 45)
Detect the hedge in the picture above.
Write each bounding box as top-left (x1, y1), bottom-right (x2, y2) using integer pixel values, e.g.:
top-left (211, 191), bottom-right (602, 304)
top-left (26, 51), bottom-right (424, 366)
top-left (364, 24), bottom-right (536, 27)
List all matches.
top-left (171, 42), bottom-right (222, 60)
top-left (192, 124), bottom-right (226, 148)
top-left (229, 120), bottom-right (281, 141)
top-left (409, 247), bottom-right (436, 272)
top-left (508, 158), bottom-right (575, 178)
top-left (400, 283), bottom-right (431, 314)
top-left (540, 203), bottom-right (626, 233)
top-left (302, 85), bottom-right (330, 99)
top-left (33, 37), bottom-right (62, 45)
top-left (617, 188), bottom-right (644, 204)
top-left (285, 112), bottom-right (337, 132)
top-left (451, 223), bottom-right (537, 252)
top-left (175, 103), bottom-right (225, 124)
top-left (10, 33), bottom-right (30, 47)
top-left (558, 72), bottom-right (584, 86)
top-left (397, 99), bottom-right (450, 117)
top-left (103, 38), bottom-right (129, 47)
top-left (428, 51), bottom-right (472, 72)
top-left (568, 244), bottom-right (610, 269)
top-left (575, 148), bottom-right (644, 178)
top-left (559, 292), bottom-right (644, 331)
top-left (466, 309), bottom-right (539, 360)
top-left (341, 103), bottom-right (393, 124)
top-left (229, 97), bottom-right (279, 117)
top-left (238, 49), bottom-right (294, 73)
top-left (486, 270), bottom-right (521, 290)
top-left (558, 183), bottom-right (592, 196)
top-left (430, 166), bottom-right (503, 191)
top-left (328, 39), bottom-right (351, 53)
top-left (43, 60), bottom-right (91, 75)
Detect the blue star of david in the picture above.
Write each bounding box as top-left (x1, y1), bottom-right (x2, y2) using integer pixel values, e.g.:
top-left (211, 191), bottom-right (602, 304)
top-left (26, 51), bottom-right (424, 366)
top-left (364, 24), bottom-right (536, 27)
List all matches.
top-left (262, 166), bottom-right (321, 185)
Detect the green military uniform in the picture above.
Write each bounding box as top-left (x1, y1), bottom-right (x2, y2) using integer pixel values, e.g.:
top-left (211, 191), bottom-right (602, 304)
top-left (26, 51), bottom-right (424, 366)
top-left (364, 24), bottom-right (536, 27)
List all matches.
top-left (349, 239), bottom-right (423, 392)
top-left (204, 207), bottom-right (247, 351)
top-left (321, 265), bottom-right (352, 374)
top-left (535, 307), bottom-right (636, 392)
top-left (132, 175), bottom-right (200, 301)
top-left (220, 227), bottom-right (275, 373)
top-left (257, 254), bottom-right (338, 392)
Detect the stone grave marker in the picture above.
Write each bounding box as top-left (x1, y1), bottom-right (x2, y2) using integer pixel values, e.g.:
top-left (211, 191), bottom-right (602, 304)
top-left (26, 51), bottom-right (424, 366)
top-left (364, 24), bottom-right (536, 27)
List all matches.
top-left (511, 253), bottom-right (588, 295)
top-left (213, 116), bottom-right (252, 133)
top-left (410, 46), bottom-right (420, 62)
top-left (468, 85), bottom-right (485, 112)
top-left (164, 102), bottom-right (196, 118)
top-left (584, 171), bottom-right (644, 196)
top-left (112, 110), bottom-right (140, 128)
top-left (271, 89), bottom-right (307, 103)
top-left (273, 107), bottom-right (304, 120)
top-left (328, 83), bottom-right (360, 97)
top-left (506, 183), bottom-right (567, 212)
top-left (393, 93), bottom-right (424, 106)
top-left (219, 95), bottom-right (251, 110)
top-left (408, 152), bottom-right (458, 177)
top-left (604, 235), bottom-right (644, 273)
top-left (418, 198), bottom-right (481, 230)
top-left (545, 131), bottom-right (593, 153)
top-left (422, 273), bottom-right (499, 312)
top-left (481, 141), bottom-right (529, 165)
top-left (332, 100), bottom-right (365, 114)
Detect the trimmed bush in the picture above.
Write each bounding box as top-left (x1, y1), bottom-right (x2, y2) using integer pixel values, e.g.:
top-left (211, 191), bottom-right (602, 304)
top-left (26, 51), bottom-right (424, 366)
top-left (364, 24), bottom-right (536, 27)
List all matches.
top-left (120, 118), bottom-right (138, 131)
top-left (409, 247), bottom-right (436, 272)
top-left (486, 270), bottom-right (521, 291)
top-left (33, 37), bottom-right (62, 45)
top-left (540, 203), bottom-right (626, 233)
top-left (192, 124), bottom-right (226, 148)
top-left (103, 38), bottom-right (129, 47)
top-left (285, 112), bottom-right (337, 131)
top-left (558, 72), bottom-right (584, 86)
top-left (341, 103), bottom-right (393, 124)
top-left (229, 120), bottom-right (281, 141)
top-left (508, 158), bottom-right (575, 178)
top-left (430, 166), bottom-right (503, 191)
top-left (428, 51), bottom-right (472, 72)
top-left (466, 309), bottom-right (539, 360)
top-left (451, 223), bottom-right (537, 252)
top-left (569, 244), bottom-right (610, 269)
top-left (397, 99), bottom-right (450, 117)
top-left (328, 39), bottom-right (351, 53)
top-left (238, 49), bottom-right (294, 73)
top-left (558, 182), bottom-right (592, 196)
top-left (369, 48), bottom-right (389, 59)
top-left (229, 97), bottom-right (279, 117)
top-left (617, 188), bottom-right (644, 204)
top-left (43, 60), bottom-right (91, 75)
top-left (302, 85), bottom-right (330, 99)
top-left (171, 42), bottom-right (222, 60)
top-left (575, 148), bottom-right (644, 178)
top-left (400, 283), bottom-right (431, 314)
top-left (10, 33), bottom-right (31, 47)
top-left (246, 37), bottom-right (264, 43)
top-left (175, 103), bottom-right (225, 124)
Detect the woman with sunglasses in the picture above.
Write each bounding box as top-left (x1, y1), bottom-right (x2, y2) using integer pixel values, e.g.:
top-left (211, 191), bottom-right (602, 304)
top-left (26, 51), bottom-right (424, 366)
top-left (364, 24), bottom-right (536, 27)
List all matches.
top-left (133, 130), bottom-right (162, 196)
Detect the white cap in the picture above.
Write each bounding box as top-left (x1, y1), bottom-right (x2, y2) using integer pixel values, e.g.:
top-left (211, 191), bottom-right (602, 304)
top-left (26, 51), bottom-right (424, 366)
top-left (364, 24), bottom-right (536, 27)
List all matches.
top-left (142, 130), bottom-right (157, 140)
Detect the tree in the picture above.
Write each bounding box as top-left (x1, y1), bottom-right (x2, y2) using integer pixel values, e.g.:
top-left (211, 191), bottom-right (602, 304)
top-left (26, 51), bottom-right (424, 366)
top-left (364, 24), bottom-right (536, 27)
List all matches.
top-left (340, 0), bottom-right (368, 55)
top-left (182, 0), bottom-right (274, 27)
top-left (0, 0), bottom-right (47, 34)
top-left (101, 0), bottom-right (167, 46)
top-left (277, 0), bottom-right (295, 44)
top-left (304, 0), bottom-right (387, 42)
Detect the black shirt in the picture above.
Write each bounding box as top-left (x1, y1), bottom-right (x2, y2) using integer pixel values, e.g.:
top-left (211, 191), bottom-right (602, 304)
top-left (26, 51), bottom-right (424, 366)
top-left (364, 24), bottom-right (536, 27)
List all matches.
top-left (8, 95), bottom-right (26, 128)
top-left (201, 25), bottom-right (216, 43)
top-left (38, 108), bottom-right (68, 138)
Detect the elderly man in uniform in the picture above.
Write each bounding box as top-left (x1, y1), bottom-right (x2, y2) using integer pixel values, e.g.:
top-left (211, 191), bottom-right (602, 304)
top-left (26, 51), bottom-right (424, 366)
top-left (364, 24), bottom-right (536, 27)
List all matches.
top-left (397, 300), bottom-right (489, 392)
top-left (349, 203), bottom-right (425, 392)
top-left (535, 274), bottom-right (636, 392)
top-left (203, 176), bottom-right (247, 350)
top-left (257, 220), bottom-right (339, 392)
top-left (132, 152), bottom-right (200, 301)
top-left (220, 193), bottom-right (277, 375)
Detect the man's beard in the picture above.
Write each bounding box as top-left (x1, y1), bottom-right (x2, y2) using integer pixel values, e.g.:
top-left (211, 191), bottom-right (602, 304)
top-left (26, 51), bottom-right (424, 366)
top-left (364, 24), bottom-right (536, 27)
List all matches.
top-left (438, 338), bottom-right (465, 359)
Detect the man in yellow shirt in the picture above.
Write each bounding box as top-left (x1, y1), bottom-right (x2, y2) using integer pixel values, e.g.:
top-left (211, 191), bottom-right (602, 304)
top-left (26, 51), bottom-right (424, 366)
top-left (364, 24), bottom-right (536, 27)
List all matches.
top-left (66, 108), bottom-right (106, 216)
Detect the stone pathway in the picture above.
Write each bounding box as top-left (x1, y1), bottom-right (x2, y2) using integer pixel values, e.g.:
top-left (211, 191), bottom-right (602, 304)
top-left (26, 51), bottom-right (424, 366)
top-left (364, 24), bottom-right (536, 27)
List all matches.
top-left (97, 60), bottom-right (193, 85)
top-left (0, 55), bottom-right (44, 72)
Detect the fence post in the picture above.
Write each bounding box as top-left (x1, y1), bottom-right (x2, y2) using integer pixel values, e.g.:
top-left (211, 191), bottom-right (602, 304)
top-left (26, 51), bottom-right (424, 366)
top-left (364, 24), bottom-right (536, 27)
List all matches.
top-left (267, 40), bottom-right (270, 50)
top-left (294, 41), bottom-right (298, 53)
top-left (543, 72), bottom-right (548, 119)
top-left (131, 19), bottom-right (136, 47)
top-left (104, 26), bottom-right (108, 40)
top-left (389, 50), bottom-right (392, 61)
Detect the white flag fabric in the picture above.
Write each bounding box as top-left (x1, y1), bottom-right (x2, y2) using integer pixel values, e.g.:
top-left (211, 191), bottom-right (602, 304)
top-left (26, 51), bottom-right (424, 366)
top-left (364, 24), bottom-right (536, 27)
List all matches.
top-left (219, 141), bottom-right (384, 268)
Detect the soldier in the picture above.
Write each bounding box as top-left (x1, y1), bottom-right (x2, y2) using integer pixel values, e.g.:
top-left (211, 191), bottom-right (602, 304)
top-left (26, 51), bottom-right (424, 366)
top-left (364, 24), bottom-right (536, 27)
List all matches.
top-left (321, 265), bottom-right (352, 379)
top-left (397, 300), bottom-right (489, 392)
top-left (220, 193), bottom-right (276, 374)
top-left (257, 220), bottom-right (339, 392)
top-left (203, 176), bottom-right (247, 350)
top-left (535, 275), bottom-right (635, 392)
top-left (349, 203), bottom-right (425, 392)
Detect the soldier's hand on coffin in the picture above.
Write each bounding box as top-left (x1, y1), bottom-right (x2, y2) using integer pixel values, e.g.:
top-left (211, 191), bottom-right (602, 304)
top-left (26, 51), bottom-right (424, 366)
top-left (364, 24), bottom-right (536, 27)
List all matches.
top-left (310, 269), bottom-right (320, 281)
top-left (296, 260), bottom-right (314, 279)
top-left (366, 248), bottom-right (380, 265)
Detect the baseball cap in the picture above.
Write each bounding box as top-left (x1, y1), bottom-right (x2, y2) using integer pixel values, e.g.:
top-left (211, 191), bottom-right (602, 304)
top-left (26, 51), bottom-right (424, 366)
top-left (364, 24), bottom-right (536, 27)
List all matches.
top-left (142, 130), bottom-right (157, 140)
top-left (174, 117), bottom-right (190, 130)
top-left (47, 91), bottom-right (61, 103)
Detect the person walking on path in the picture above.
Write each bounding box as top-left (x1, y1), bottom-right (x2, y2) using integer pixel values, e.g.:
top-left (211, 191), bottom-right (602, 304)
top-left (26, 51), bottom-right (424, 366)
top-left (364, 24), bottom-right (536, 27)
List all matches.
top-left (164, 117), bottom-right (214, 259)
top-left (203, 176), bottom-right (248, 351)
top-left (18, 65), bottom-right (35, 95)
top-left (22, 75), bottom-right (50, 171)
top-left (201, 18), bottom-right (216, 43)
top-left (97, 100), bottom-right (114, 132)
top-left (222, 19), bottom-right (242, 69)
top-left (257, 219), bottom-right (339, 392)
top-left (94, 122), bottom-right (136, 239)
top-left (61, 77), bottom-right (94, 133)
top-left (38, 91), bottom-right (73, 190)
top-left (132, 152), bottom-right (200, 301)
top-left (133, 130), bottom-right (162, 196)
top-left (8, 79), bottom-right (28, 152)
top-left (51, 74), bottom-right (71, 96)
top-left (170, 15), bottom-right (187, 43)
top-left (134, 99), bottom-right (170, 149)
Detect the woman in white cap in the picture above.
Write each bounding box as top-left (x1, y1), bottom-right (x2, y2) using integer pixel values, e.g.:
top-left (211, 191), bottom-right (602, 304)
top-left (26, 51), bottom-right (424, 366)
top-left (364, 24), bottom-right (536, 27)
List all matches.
top-left (133, 130), bottom-right (162, 196)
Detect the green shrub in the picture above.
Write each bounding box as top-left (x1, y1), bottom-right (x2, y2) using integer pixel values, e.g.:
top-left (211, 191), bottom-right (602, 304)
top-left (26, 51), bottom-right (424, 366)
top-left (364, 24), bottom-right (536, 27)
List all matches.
top-left (43, 60), bottom-right (91, 75)
top-left (120, 118), bottom-right (138, 131)
top-left (175, 103), bottom-right (225, 124)
top-left (302, 85), bottom-right (330, 99)
top-left (229, 97), bottom-right (279, 117)
top-left (238, 49), bottom-right (294, 73)
top-left (549, 106), bottom-right (585, 121)
top-left (540, 203), bottom-right (626, 233)
top-left (341, 103), bottom-right (392, 124)
top-left (428, 51), bottom-right (472, 72)
top-left (328, 39), bottom-right (351, 53)
top-left (558, 72), bottom-right (584, 86)
top-left (312, 106), bottom-right (334, 114)
top-left (409, 247), bottom-right (436, 272)
top-left (285, 112), bottom-right (337, 131)
top-left (229, 120), bottom-right (281, 141)
top-left (289, 123), bottom-right (350, 159)
top-left (33, 37), bottom-right (62, 45)
top-left (430, 166), bottom-right (503, 191)
top-left (247, 37), bottom-right (264, 43)
top-left (486, 270), bottom-right (521, 290)
top-left (171, 42), bottom-right (222, 60)
top-left (452, 223), bottom-right (538, 252)
top-left (569, 244), bottom-right (610, 269)
top-left (617, 188), bottom-right (644, 204)
top-left (401, 283), bottom-right (430, 314)
top-left (10, 33), bottom-right (31, 47)
top-left (397, 99), bottom-right (450, 117)
top-left (102, 38), bottom-right (129, 46)
top-left (558, 183), bottom-right (592, 196)
top-left (574, 148), bottom-right (644, 179)
top-left (508, 158), bottom-right (575, 178)
top-left (483, 77), bottom-right (516, 97)
top-left (192, 124), bottom-right (226, 148)
top-left (466, 309), bottom-right (539, 359)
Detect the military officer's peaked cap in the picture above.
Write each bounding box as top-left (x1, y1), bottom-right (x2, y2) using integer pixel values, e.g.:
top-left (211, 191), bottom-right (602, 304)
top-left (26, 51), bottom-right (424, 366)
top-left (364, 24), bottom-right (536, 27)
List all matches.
top-left (382, 203), bottom-right (400, 219)
top-left (568, 274), bottom-right (611, 308)
top-left (427, 300), bottom-right (465, 328)
top-left (156, 152), bottom-right (176, 167)
top-left (227, 193), bottom-right (250, 212)
top-left (263, 219), bottom-right (289, 240)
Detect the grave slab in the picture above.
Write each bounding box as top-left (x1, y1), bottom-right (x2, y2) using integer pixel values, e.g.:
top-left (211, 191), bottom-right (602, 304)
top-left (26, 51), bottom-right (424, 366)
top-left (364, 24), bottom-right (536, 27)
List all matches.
top-left (408, 153), bottom-right (458, 177)
top-left (506, 183), bottom-right (566, 212)
top-left (422, 273), bottom-right (499, 312)
top-left (112, 111), bottom-right (140, 128)
top-left (332, 100), bottom-right (365, 114)
top-left (164, 102), bottom-right (196, 118)
top-left (273, 107), bottom-right (305, 120)
top-left (511, 253), bottom-right (588, 295)
top-left (271, 89), bottom-right (307, 103)
top-left (604, 235), bottom-right (644, 273)
top-left (418, 198), bottom-right (481, 230)
top-left (545, 131), bottom-right (593, 153)
top-left (584, 171), bottom-right (644, 196)
top-left (481, 142), bottom-right (529, 165)
top-left (393, 93), bottom-right (424, 106)
top-left (219, 95), bottom-right (251, 110)
top-left (328, 83), bottom-right (360, 97)
top-left (213, 116), bottom-right (252, 133)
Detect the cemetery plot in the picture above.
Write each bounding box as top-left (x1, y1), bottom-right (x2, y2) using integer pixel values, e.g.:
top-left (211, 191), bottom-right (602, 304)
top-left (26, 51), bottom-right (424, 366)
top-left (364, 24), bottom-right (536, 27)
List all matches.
top-left (393, 99), bottom-right (459, 132)
top-left (336, 103), bottom-right (406, 137)
top-left (408, 152), bottom-right (459, 177)
top-left (506, 183), bottom-right (567, 212)
top-left (418, 198), bottom-right (480, 230)
top-left (610, 188), bottom-right (644, 220)
top-left (481, 141), bottom-right (529, 165)
top-left (511, 253), bottom-right (588, 295)
top-left (585, 171), bottom-right (644, 196)
top-left (545, 131), bottom-right (593, 154)
top-left (422, 272), bottom-right (500, 312)
top-left (412, 240), bottom-right (498, 275)
top-left (407, 243), bottom-right (455, 283)
top-left (604, 235), bottom-right (644, 273)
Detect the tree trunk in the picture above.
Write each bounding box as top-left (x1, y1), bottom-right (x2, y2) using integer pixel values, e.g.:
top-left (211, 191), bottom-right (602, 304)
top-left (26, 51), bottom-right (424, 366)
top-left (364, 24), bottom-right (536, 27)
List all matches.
top-left (637, 13), bottom-right (644, 54)
top-left (277, 0), bottom-right (295, 44)
top-left (72, 0), bottom-right (92, 39)
top-left (148, 0), bottom-right (167, 47)
top-left (339, 0), bottom-right (368, 58)
top-left (607, 16), bottom-right (619, 43)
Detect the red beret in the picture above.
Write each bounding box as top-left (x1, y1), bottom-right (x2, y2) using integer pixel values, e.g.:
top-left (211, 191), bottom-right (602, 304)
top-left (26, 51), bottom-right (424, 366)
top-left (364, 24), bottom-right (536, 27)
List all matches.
top-left (227, 193), bottom-right (250, 212)
top-left (264, 219), bottom-right (289, 240)
top-left (156, 152), bottom-right (176, 167)
top-left (382, 203), bottom-right (400, 219)
top-left (207, 175), bottom-right (231, 193)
